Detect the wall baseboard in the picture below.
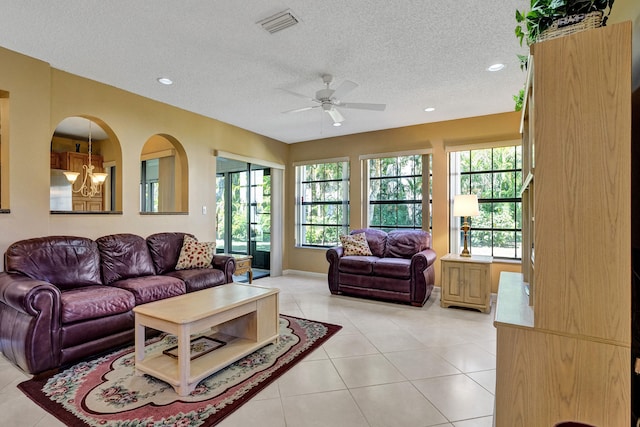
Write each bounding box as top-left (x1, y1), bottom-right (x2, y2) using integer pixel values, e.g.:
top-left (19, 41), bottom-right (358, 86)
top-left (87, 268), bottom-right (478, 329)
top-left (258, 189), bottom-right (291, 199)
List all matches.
top-left (282, 269), bottom-right (326, 278)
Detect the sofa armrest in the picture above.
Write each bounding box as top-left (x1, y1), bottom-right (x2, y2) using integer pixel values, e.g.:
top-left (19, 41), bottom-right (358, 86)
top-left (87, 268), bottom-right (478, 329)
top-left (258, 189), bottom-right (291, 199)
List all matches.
top-left (409, 249), bottom-right (437, 306)
top-left (0, 272), bottom-right (62, 374)
top-left (411, 248), bottom-right (437, 269)
top-left (211, 255), bottom-right (236, 284)
top-left (326, 246), bottom-right (344, 294)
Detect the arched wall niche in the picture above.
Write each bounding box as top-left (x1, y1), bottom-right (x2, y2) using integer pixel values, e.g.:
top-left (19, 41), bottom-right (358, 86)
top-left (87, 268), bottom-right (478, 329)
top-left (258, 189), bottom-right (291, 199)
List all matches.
top-left (49, 115), bottom-right (123, 212)
top-left (140, 133), bottom-right (188, 213)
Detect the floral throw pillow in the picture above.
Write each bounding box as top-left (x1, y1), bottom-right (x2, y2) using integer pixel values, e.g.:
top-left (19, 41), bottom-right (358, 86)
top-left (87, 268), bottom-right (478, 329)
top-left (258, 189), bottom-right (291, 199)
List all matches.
top-left (340, 232), bottom-right (373, 256)
top-left (175, 235), bottom-right (216, 270)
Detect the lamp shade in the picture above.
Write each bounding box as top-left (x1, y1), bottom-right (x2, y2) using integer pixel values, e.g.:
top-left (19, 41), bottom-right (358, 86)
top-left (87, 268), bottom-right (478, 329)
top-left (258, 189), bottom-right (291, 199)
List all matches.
top-left (453, 194), bottom-right (479, 217)
top-left (63, 171), bottom-right (80, 184)
top-left (91, 172), bottom-right (108, 184)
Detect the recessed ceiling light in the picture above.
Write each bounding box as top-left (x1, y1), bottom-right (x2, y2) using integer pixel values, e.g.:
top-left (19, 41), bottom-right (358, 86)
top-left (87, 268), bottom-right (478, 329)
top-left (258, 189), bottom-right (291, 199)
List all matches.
top-left (157, 77), bottom-right (173, 85)
top-left (487, 63), bottom-right (505, 72)
top-left (424, 107), bottom-right (435, 112)
top-left (333, 122), bottom-right (342, 127)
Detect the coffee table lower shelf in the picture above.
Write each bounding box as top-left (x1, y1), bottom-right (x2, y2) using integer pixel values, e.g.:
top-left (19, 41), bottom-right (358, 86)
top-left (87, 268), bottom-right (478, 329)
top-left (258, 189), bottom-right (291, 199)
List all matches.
top-left (135, 333), bottom-right (278, 392)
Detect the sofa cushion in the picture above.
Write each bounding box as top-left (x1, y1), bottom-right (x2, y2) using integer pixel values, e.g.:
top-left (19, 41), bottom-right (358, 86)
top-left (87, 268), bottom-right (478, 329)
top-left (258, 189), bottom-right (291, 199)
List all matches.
top-left (385, 230), bottom-right (430, 259)
top-left (60, 311), bottom-right (134, 349)
top-left (175, 235), bottom-right (216, 270)
top-left (338, 256), bottom-right (379, 275)
top-left (372, 258), bottom-right (411, 279)
top-left (340, 232), bottom-right (372, 256)
top-left (5, 236), bottom-right (102, 290)
top-left (146, 232), bottom-right (195, 274)
top-left (350, 228), bottom-right (387, 257)
top-left (339, 273), bottom-right (411, 294)
top-left (97, 234), bottom-right (156, 285)
top-left (165, 268), bottom-right (226, 293)
top-left (109, 275), bottom-right (186, 305)
top-left (60, 285), bottom-right (136, 324)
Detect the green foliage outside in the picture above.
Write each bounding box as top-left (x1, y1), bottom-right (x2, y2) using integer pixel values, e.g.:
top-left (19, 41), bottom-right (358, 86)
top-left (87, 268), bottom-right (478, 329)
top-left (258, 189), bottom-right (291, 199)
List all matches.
top-left (458, 146), bottom-right (523, 257)
top-left (368, 155), bottom-right (423, 230)
top-left (216, 168), bottom-right (271, 253)
top-left (299, 162), bottom-right (349, 246)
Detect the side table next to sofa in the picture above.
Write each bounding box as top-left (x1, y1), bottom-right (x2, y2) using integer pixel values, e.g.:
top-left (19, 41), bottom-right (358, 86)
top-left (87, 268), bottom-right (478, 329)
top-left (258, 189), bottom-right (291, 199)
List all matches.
top-left (440, 253), bottom-right (492, 313)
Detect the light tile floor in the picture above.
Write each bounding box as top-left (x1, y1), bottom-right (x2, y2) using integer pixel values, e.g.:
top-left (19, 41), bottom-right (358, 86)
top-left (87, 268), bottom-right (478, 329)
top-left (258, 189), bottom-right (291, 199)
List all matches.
top-left (0, 273), bottom-right (497, 427)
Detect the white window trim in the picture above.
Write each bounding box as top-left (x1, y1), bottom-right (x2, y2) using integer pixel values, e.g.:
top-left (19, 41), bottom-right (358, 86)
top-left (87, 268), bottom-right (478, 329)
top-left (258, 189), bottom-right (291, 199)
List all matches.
top-left (214, 150), bottom-right (285, 170)
top-left (141, 149), bottom-right (175, 161)
top-left (293, 156), bottom-right (349, 167)
top-left (445, 139), bottom-right (520, 153)
top-left (358, 149), bottom-right (432, 161)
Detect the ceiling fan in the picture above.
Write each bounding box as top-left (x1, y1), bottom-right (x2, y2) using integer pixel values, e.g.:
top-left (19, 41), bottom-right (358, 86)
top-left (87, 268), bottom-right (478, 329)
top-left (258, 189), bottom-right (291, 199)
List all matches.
top-left (281, 74), bottom-right (386, 126)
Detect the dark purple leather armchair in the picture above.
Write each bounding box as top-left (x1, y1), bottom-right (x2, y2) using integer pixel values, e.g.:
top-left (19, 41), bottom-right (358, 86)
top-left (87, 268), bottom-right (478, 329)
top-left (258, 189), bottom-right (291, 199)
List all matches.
top-left (326, 228), bottom-right (437, 306)
top-left (0, 232), bottom-right (235, 374)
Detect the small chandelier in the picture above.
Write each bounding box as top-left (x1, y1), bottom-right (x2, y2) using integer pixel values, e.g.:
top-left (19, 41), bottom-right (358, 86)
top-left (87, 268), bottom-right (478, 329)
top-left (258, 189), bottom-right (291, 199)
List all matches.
top-left (63, 119), bottom-right (108, 197)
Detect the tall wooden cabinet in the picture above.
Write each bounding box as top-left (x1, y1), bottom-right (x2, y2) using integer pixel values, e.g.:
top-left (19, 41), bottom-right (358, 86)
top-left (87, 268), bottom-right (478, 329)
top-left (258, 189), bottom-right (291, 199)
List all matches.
top-left (494, 22), bottom-right (632, 426)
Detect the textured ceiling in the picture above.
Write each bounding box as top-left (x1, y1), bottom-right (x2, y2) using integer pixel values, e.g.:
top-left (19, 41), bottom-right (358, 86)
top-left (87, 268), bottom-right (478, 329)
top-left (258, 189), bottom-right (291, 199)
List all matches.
top-left (0, 1), bottom-right (636, 144)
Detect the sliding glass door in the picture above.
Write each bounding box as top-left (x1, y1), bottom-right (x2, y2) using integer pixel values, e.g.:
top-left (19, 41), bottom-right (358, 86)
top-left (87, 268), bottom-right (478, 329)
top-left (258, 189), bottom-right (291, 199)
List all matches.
top-left (216, 158), bottom-right (271, 271)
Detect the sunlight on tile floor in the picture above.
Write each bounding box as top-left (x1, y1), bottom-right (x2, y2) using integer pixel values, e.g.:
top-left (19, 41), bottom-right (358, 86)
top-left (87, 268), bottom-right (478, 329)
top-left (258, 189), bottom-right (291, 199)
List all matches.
top-left (0, 273), bottom-right (497, 427)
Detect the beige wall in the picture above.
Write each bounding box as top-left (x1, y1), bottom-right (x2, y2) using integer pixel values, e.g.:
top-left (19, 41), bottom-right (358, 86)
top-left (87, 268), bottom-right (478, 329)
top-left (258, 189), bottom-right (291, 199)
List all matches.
top-left (0, 46), bottom-right (287, 268)
top-left (0, 44), bottom-right (522, 290)
top-left (285, 113), bottom-right (523, 292)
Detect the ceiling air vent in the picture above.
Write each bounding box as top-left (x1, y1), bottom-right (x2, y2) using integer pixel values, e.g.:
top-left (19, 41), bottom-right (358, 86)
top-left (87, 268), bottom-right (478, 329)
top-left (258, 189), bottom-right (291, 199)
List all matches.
top-left (257, 9), bottom-right (299, 34)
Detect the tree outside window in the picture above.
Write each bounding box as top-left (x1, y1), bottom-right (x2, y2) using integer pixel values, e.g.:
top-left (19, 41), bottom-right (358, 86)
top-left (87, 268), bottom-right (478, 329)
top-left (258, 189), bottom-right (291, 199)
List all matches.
top-left (296, 161), bottom-right (349, 247)
top-left (451, 145), bottom-right (522, 259)
top-left (368, 154), bottom-right (426, 231)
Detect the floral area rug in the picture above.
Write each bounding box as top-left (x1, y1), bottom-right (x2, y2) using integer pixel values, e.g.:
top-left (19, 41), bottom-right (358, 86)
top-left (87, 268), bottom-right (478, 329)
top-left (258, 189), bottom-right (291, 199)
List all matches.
top-left (18, 315), bottom-right (341, 426)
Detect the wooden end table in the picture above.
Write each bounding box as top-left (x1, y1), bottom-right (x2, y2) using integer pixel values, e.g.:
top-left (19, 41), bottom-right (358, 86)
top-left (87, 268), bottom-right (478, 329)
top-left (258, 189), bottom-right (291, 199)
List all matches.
top-left (225, 253), bottom-right (253, 283)
top-left (440, 253), bottom-right (493, 313)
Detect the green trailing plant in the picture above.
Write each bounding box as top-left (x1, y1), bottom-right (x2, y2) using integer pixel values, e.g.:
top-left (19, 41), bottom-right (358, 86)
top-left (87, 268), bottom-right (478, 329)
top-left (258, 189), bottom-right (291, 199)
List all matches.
top-left (517, 54), bottom-right (529, 72)
top-left (515, 0), bottom-right (615, 47)
top-left (514, 88), bottom-right (525, 112)
top-left (512, 0), bottom-right (614, 111)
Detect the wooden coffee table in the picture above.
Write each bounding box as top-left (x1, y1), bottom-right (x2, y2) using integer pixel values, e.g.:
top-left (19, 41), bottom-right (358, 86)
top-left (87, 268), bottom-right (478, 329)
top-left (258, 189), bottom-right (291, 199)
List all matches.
top-left (133, 283), bottom-right (279, 396)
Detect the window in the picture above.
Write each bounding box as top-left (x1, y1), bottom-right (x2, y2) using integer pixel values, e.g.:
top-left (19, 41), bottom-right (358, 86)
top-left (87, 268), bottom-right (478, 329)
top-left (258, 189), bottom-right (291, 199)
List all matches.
top-left (296, 160), bottom-right (349, 247)
top-left (450, 145), bottom-right (522, 259)
top-left (140, 158), bottom-right (159, 212)
top-left (367, 154), bottom-right (428, 231)
top-left (250, 167), bottom-right (271, 254)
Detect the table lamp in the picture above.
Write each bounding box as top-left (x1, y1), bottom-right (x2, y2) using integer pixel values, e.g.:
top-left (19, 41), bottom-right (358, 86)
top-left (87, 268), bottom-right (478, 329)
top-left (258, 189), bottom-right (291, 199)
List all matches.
top-left (453, 194), bottom-right (480, 257)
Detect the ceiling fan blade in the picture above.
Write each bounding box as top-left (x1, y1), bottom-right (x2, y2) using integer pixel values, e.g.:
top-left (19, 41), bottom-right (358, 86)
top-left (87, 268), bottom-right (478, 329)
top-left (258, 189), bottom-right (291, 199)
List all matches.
top-left (282, 106), bottom-right (319, 114)
top-left (331, 80), bottom-right (358, 100)
top-left (339, 102), bottom-right (386, 111)
top-left (278, 88), bottom-right (317, 102)
top-left (326, 108), bottom-right (345, 123)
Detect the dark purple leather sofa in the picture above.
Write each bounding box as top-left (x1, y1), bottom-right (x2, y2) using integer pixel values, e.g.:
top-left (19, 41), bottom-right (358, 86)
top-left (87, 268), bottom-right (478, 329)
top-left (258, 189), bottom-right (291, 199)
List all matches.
top-left (326, 228), bottom-right (436, 306)
top-left (0, 232), bottom-right (235, 374)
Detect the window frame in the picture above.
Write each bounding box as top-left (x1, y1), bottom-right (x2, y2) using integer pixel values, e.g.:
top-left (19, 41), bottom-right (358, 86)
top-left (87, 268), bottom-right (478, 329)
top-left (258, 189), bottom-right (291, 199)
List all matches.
top-left (140, 158), bottom-right (160, 212)
top-left (295, 158), bottom-right (350, 248)
top-left (361, 150), bottom-right (432, 232)
top-left (448, 142), bottom-right (522, 260)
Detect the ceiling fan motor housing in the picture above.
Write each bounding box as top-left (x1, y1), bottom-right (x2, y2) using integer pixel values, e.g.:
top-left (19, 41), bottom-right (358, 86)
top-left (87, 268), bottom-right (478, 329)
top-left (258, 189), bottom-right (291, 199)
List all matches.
top-left (316, 88), bottom-right (334, 102)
